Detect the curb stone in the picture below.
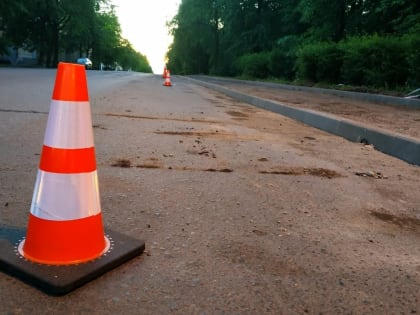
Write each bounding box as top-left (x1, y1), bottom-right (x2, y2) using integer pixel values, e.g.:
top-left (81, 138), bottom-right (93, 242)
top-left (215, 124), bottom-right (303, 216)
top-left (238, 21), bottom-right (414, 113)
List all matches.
top-left (183, 76), bottom-right (420, 166)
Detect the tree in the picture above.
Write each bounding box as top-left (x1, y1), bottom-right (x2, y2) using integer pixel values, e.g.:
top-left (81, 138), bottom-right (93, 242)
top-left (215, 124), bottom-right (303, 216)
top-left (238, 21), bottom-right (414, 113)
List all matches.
top-left (115, 38), bottom-right (152, 72)
top-left (91, 4), bottom-right (122, 67)
top-left (298, 0), bottom-right (347, 42)
top-left (61, 0), bottom-right (97, 59)
top-left (1, 0), bottom-right (152, 71)
top-left (167, 0), bottom-right (215, 74)
top-left (0, 0), bottom-right (26, 54)
top-left (358, 0), bottom-right (420, 35)
top-left (167, 0), bottom-right (308, 75)
top-left (4, 0), bottom-right (101, 67)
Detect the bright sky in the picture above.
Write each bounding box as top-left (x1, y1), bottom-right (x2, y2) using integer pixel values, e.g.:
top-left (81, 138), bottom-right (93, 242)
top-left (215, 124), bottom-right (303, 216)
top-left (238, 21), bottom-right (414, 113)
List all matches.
top-left (112, 0), bottom-right (180, 74)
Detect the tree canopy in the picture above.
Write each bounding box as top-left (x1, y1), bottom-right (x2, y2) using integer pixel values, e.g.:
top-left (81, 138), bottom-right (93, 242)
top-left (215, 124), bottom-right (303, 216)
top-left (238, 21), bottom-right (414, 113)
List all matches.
top-left (0, 0), bottom-right (152, 72)
top-left (166, 0), bottom-right (420, 89)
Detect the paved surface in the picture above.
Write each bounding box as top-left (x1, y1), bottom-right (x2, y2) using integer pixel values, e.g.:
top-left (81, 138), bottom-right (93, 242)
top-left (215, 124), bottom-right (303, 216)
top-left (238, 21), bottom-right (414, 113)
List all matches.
top-left (0, 69), bottom-right (419, 314)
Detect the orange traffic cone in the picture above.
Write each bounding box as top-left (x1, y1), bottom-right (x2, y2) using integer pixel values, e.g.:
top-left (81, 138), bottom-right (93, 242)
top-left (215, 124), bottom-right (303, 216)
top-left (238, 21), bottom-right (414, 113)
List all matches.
top-left (163, 70), bottom-right (172, 86)
top-left (162, 66), bottom-right (167, 78)
top-left (18, 62), bottom-right (109, 265)
top-left (0, 62), bottom-right (144, 296)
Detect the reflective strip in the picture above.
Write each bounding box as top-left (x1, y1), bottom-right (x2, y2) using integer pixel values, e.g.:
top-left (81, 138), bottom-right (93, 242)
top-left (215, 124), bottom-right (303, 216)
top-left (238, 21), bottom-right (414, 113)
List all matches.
top-left (30, 170), bottom-right (101, 220)
top-left (44, 100), bottom-right (94, 149)
top-left (39, 145), bottom-right (96, 173)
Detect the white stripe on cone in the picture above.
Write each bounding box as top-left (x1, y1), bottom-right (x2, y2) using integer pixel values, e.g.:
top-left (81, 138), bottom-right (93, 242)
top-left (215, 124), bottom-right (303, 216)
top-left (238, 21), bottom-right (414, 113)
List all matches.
top-left (30, 170), bottom-right (101, 220)
top-left (44, 100), bottom-right (94, 148)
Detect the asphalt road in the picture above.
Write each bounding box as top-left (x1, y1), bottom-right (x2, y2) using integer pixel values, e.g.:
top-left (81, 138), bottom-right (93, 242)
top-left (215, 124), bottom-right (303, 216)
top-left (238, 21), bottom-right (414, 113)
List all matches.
top-left (0, 68), bottom-right (144, 112)
top-left (0, 68), bottom-right (419, 314)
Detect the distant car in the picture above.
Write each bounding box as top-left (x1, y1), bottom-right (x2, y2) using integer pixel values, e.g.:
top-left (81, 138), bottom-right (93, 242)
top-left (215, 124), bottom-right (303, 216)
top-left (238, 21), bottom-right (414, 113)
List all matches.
top-left (76, 58), bottom-right (92, 69)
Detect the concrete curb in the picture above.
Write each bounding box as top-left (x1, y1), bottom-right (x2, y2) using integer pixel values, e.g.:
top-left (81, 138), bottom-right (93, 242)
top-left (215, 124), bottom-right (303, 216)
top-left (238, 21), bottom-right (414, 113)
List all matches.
top-left (183, 76), bottom-right (420, 166)
top-left (189, 75), bottom-right (420, 109)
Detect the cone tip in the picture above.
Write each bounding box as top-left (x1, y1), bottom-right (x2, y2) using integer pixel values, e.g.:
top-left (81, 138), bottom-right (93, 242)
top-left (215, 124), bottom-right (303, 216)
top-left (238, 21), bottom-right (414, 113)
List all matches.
top-left (52, 62), bottom-right (89, 102)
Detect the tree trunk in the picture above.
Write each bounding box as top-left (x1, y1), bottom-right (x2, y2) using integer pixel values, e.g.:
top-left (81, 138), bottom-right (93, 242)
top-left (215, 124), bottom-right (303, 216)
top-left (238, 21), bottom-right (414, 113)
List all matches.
top-left (334, 0), bottom-right (346, 42)
top-left (52, 22), bottom-right (59, 67)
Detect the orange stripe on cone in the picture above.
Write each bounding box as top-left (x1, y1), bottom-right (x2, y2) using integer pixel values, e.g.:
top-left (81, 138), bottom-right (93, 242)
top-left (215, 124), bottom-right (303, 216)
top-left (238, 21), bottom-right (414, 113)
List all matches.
top-left (21, 213), bottom-right (108, 265)
top-left (39, 145), bottom-right (96, 173)
top-left (19, 62), bottom-right (108, 265)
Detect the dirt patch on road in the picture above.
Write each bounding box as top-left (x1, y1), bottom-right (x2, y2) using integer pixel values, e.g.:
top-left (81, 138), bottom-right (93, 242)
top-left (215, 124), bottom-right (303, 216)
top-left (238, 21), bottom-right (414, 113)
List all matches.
top-left (154, 130), bottom-right (227, 137)
top-left (111, 158), bottom-right (132, 168)
top-left (259, 167), bottom-right (343, 178)
top-left (369, 209), bottom-right (420, 232)
top-left (226, 110), bottom-right (249, 118)
top-left (106, 112), bottom-right (216, 124)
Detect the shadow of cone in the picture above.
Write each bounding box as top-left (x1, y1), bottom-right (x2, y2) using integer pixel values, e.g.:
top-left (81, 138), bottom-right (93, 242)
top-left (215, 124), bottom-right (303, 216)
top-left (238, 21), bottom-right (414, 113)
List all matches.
top-left (0, 62), bottom-right (145, 296)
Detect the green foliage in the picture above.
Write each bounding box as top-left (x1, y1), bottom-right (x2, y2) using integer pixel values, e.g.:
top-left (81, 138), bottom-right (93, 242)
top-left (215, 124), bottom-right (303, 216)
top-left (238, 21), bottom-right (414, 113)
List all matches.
top-left (61, 0), bottom-right (97, 57)
top-left (295, 44), bottom-right (319, 83)
top-left (0, 0), bottom-right (152, 72)
top-left (340, 35), bottom-right (409, 88)
top-left (294, 34), bottom-right (418, 89)
top-left (167, 0), bottom-right (306, 75)
top-left (166, 0), bottom-right (418, 90)
top-left (296, 41), bottom-right (342, 83)
top-left (0, 0), bottom-right (27, 54)
top-left (361, 0), bottom-right (420, 35)
top-left (236, 52), bottom-right (270, 78)
top-left (269, 36), bottom-right (301, 80)
top-left (298, 0), bottom-right (346, 41)
top-left (403, 32), bottom-right (420, 87)
top-left (166, 0), bottom-right (215, 74)
top-left (115, 39), bottom-right (152, 72)
top-left (91, 6), bottom-right (122, 67)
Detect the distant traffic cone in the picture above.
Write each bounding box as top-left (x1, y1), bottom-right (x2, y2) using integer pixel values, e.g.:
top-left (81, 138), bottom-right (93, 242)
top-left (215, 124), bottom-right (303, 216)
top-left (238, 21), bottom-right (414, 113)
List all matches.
top-left (163, 70), bottom-right (172, 86)
top-left (162, 66), bottom-right (167, 78)
top-left (18, 62), bottom-right (109, 265)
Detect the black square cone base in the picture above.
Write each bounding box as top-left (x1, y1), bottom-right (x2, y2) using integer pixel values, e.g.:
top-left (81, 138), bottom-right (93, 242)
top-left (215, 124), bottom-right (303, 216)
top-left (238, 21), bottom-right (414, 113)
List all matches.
top-left (0, 226), bottom-right (145, 296)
